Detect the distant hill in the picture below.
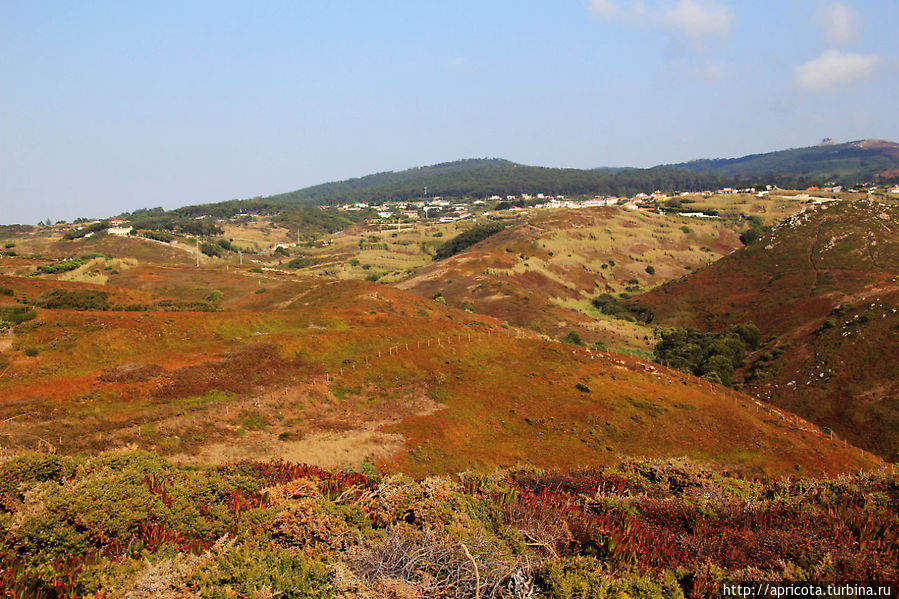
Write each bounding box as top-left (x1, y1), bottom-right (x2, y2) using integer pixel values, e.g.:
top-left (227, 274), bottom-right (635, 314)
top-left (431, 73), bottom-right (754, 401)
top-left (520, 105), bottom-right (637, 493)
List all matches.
top-left (265, 159), bottom-right (725, 206)
top-left (669, 139), bottom-right (899, 186)
top-left (253, 139), bottom-right (899, 208)
top-left (630, 199), bottom-right (899, 460)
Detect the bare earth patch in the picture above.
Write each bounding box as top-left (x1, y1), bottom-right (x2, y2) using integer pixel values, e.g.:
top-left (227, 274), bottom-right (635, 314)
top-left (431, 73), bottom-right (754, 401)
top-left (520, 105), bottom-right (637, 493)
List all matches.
top-left (172, 428), bottom-right (405, 469)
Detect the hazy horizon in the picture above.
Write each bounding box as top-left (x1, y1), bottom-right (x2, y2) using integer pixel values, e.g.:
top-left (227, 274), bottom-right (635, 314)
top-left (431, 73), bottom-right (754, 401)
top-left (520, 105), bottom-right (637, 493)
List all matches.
top-left (2, 1), bottom-right (898, 225)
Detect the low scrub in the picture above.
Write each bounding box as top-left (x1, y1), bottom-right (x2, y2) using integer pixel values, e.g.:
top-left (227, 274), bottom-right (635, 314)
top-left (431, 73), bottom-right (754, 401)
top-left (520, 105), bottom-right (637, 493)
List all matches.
top-left (434, 221), bottom-right (505, 260)
top-left (0, 452), bottom-right (894, 598)
top-left (34, 288), bottom-right (109, 311)
top-left (591, 293), bottom-right (653, 323)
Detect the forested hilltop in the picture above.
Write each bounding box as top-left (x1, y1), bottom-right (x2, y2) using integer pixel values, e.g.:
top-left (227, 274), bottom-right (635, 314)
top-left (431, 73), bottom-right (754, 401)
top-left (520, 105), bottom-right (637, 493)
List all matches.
top-left (255, 139), bottom-right (899, 207)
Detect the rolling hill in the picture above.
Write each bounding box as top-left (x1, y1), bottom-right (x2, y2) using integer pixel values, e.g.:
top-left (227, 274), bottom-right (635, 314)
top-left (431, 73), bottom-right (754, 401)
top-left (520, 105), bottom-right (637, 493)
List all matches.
top-left (255, 139), bottom-right (899, 208)
top-left (670, 139), bottom-right (899, 185)
top-left (0, 257), bottom-right (879, 477)
top-left (630, 199), bottom-right (899, 460)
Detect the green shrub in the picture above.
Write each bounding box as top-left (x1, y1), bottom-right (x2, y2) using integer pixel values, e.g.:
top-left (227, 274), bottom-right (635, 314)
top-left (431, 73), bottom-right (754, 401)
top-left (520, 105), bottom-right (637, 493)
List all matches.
top-left (24, 347), bottom-right (38, 357)
top-left (0, 305), bottom-right (36, 324)
top-left (653, 323), bottom-right (761, 387)
top-left (34, 259), bottom-right (83, 275)
top-left (591, 294), bottom-right (653, 323)
top-left (537, 558), bottom-right (684, 599)
top-left (565, 330), bottom-right (583, 346)
top-left (434, 221), bottom-right (504, 260)
top-left (34, 289), bottom-right (108, 310)
top-left (200, 242), bottom-right (222, 257)
top-left (189, 544), bottom-right (331, 599)
top-left (205, 289), bottom-right (224, 303)
top-left (645, 265), bottom-right (655, 275)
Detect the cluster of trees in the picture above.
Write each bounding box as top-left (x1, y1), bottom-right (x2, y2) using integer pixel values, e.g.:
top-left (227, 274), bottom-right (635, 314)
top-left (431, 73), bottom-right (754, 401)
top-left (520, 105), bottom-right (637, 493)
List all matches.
top-left (267, 160), bottom-right (734, 207)
top-left (653, 324), bottom-right (762, 386)
top-left (739, 215), bottom-right (768, 246)
top-left (673, 141), bottom-right (899, 186)
top-left (433, 221), bottom-right (505, 260)
top-left (591, 294), bottom-right (654, 323)
top-left (119, 203), bottom-right (356, 242)
top-left (62, 221), bottom-right (108, 240)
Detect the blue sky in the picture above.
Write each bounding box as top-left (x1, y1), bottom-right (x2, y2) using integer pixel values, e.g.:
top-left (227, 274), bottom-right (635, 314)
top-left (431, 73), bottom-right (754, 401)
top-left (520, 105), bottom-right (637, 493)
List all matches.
top-left (1, 1), bottom-right (897, 224)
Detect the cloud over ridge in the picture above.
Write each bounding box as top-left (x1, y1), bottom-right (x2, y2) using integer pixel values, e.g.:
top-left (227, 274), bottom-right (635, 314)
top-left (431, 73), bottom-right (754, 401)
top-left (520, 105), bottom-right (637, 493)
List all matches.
top-left (794, 49), bottom-right (880, 93)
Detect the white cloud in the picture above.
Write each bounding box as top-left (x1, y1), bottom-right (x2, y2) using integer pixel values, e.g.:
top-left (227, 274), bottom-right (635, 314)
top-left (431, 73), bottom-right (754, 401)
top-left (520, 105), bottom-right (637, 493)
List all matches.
top-left (794, 50), bottom-right (880, 92)
top-left (586, 0), bottom-right (733, 46)
top-left (663, 0), bottom-right (732, 41)
top-left (586, 0), bottom-right (618, 18)
top-left (814, 1), bottom-right (857, 45)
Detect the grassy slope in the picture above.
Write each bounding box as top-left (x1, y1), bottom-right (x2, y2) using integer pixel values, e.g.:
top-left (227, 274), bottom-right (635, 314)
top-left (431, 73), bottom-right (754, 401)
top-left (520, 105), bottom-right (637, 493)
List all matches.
top-left (631, 199), bottom-right (899, 460)
top-left (0, 263), bottom-right (879, 478)
top-left (396, 207), bottom-right (749, 352)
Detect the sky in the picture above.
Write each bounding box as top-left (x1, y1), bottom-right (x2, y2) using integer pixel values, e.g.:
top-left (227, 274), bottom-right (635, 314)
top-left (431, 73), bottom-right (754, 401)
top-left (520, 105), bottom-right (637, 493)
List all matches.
top-left (1, 1), bottom-right (897, 225)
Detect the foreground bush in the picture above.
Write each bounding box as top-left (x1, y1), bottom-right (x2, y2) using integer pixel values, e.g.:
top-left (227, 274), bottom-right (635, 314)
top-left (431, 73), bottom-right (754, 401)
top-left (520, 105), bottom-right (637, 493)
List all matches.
top-left (0, 452), bottom-right (895, 598)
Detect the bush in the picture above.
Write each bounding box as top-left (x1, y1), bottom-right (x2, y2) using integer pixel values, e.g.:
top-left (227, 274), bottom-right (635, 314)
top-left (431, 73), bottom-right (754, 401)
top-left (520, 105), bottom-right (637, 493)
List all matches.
top-left (24, 347), bottom-right (38, 357)
top-left (200, 242), bottom-right (222, 258)
top-left (0, 306), bottom-right (36, 325)
top-left (34, 289), bottom-right (108, 311)
top-left (141, 230), bottom-right (176, 243)
top-left (364, 273), bottom-right (381, 282)
top-left (205, 290), bottom-right (223, 303)
top-left (591, 294), bottom-right (653, 323)
top-left (286, 257), bottom-right (316, 269)
top-left (434, 221), bottom-right (504, 260)
top-left (564, 331), bottom-right (583, 346)
top-left (34, 259), bottom-right (83, 275)
top-left (645, 265), bottom-right (655, 275)
top-left (189, 544), bottom-right (331, 598)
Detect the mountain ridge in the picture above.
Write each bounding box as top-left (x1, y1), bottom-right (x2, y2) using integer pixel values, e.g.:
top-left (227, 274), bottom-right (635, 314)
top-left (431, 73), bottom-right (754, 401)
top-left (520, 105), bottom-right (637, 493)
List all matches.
top-left (257, 139), bottom-right (899, 208)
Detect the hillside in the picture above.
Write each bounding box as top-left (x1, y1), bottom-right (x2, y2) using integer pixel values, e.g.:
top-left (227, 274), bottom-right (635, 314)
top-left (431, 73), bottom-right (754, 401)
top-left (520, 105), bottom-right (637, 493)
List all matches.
top-left (266, 161), bottom-right (726, 207)
top-left (257, 140), bottom-right (899, 208)
top-left (0, 261), bottom-right (878, 478)
top-left (671, 139), bottom-right (899, 185)
top-left (630, 199), bottom-right (899, 460)
top-left (396, 208), bottom-right (744, 352)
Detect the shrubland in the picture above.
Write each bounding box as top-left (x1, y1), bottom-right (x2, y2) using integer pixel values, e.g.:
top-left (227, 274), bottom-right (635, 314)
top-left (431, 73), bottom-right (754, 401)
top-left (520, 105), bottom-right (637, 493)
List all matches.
top-left (1, 451), bottom-right (895, 598)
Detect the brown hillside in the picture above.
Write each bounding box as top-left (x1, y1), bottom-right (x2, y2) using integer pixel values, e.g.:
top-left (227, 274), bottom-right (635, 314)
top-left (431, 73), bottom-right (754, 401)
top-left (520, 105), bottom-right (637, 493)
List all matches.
top-left (631, 199), bottom-right (899, 459)
top-left (0, 265), bottom-right (880, 477)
